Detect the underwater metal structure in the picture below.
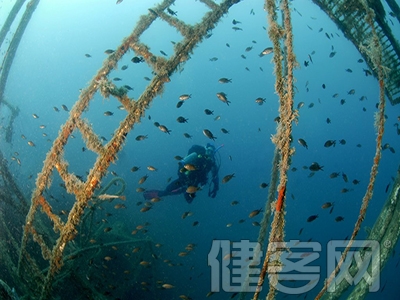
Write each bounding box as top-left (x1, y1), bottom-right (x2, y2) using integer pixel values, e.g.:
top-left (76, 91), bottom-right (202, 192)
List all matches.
top-left (7, 0), bottom-right (242, 298)
top-left (0, 0), bottom-right (399, 299)
top-left (312, 0), bottom-right (400, 106)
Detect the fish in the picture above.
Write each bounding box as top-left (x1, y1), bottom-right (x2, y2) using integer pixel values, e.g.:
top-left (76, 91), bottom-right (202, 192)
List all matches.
top-left (116, 0), bottom-right (123, 4)
top-left (232, 26), bottom-right (243, 31)
top-left (104, 111), bottom-right (113, 116)
top-left (249, 208), bottom-right (263, 218)
top-left (104, 227), bottom-right (112, 232)
top-left (139, 261), bottom-right (151, 266)
top-left (176, 100), bottom-right (184, 108)
top-left (321, 202), bottom-right (334, 209)
top-left (232, 19), bottom-right (241, 25)
top-left (97, 194), bottom-right (126, 201)
top-left (204, 109), bottom-right (214, 115)
top-left (61, 104), bottom-right (69, 111)
top-left (255, 97), bottom-right (266, 105)
top-left (231, 200), bottom-right (239, 205)
top-left (221, 128), bottom-right (229, 134)
top-left (135, 135), bottom-right (148, 141)
top-left (113, 77), bottom-right (122, 81)
top-left (298, 138), bottom-right (308, 149)
top-left (53, 106), bottom-right (59, 112)
top-left (342, 173), bottom-right (348, 183)
top-left (186, 186), bottom-right (199, 194)
top-left (131, 56), bottom-right (144, 63)
top-left (307, 215), bottom-right (318, 222)
top-left (181, 211), bottom-right (192, 219)
top-left (335, 216), bottom-right (344, 222)
top-left (162, 284), bottom-right (175, 289)
top-left (114, 203), bottom-right (126, 209)
top-left (179, 94), bottom-right (191, 101)
top-left (209, 57), bottom-right (218, 61)
top-left (158, 125), bottom-right (171, 134)
top-left (326, 118), bottom-right (331, 124)
top-left (324, 140), bottom-right (336, 147)
top-left (184, 164), bottom-right (197, 171)
top-left (85, 53), bottom-right (91, 57)
top-left (160, 50), bottom-right (168, 56)
top-left (363, 68), bottom-right (372, 76)
top-left (28, 141), bottom-right (35, 147)
top-left (183, 133), bottom-right (192, 139)
top-left (216, 92), bottom-right (230, 105)
top-left (297, 102), bottom-right (305, 109)
top-left (329, 51), bottom-right (336, 58)
top-left (32, 113), bottom-right (39, 119)
top-left (330, 172), bottom-right (340, 178)
top-left (203, 129), bottom-right (216, 140)
top-left (138, 175), bottom-right (148, 184)
top-left (121, 65), bottom-right (128, 70)
top-left (124, 84), bottom-right (133, 90)
top-left (177, 116), bottom-right (188, 123)
top-left (222, 173), bottom-right (235, 183)
top-left (259, 47), bottom-right (273, 57)
top-left (309, 162), bottom-right (323, 171)
top-left (140, 206), bottom-right (151, 213)
top-left (131, 166), bottom-right (140, 172)
top-left (260, 182), bottom-right (268, 188)
top-left (104, 49), bottom-right (115, 54)
top-left (150, 197), bottom-right (161, 203)
top-left (167, 8), bottom-right (177, 15)
top-left (218, 78), bottom-right (232, 84)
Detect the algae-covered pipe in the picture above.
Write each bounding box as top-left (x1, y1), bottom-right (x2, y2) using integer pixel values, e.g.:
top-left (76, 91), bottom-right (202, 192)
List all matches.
top-left (321, 165), bottom-right (400, 300)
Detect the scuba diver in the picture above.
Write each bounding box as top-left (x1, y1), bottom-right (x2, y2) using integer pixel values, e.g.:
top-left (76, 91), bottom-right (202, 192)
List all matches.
top-left (143, 143), bottom-right (222, 203)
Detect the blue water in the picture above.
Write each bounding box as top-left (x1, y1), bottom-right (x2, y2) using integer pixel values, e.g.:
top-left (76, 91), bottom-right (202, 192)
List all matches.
top-left (1, 0), bottom-right (400, 299)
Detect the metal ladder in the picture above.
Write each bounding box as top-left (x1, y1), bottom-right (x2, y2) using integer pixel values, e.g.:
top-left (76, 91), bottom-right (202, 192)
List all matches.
top-left (17, 0), bottom-right (241, 298)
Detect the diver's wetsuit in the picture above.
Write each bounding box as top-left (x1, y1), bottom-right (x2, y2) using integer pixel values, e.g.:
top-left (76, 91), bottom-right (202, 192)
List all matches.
top-left (144, 144), bottom-right (219, 203)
